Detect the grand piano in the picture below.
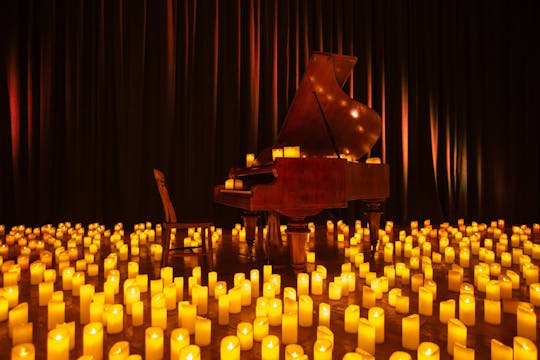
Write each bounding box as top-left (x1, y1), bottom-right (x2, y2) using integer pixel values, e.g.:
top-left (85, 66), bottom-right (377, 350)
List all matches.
top-left (214, 52), bottom-right (390, 271)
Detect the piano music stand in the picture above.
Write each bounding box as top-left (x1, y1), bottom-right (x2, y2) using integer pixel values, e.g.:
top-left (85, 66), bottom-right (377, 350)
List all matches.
top-left (153, 168), bottom-right (214, 270)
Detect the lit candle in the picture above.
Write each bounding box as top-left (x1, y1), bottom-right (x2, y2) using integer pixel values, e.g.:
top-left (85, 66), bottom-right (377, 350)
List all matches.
top-left (11, 343), bottom-right (35, 360)
top-left (453, 343), bottom-right (475, 359)
top-left (237, 322), bottom-right (253, 350)
top-left (261, 335), bottom-right (280, 360)
top-left (283, 146), bottom-right (300, 158)
top-left (439, 299), bottom-right (456, 324)
top-left (263, 265), bottom-right (272, 283)
top-left (194, 316), bottom-right (211, 346)
top-left (132, 300), bottom-right (144, 326)
top-left (105, 304), bottom-right (124, 334)
top-left (490, 338), bottom-right (513, 360)
top-left (108, 341), bottom-right (130, 360)
top-left (281, 311), bottom-right (298, 344)
top-left (517, 303), bottom-right (536, 341)
top-left (250, 269), bottom-right (260, 298)
top-left (180, 303), bottom-right (197, 334)
top-left (388, 288), bottom-right (401, 307)
top-left (170, 328), bottom-right (190, 359)
top-left (151, 293), bottom-right (167, 330)
top-left (313, 338), bottom-right (333, 360)
top-left (39, 281), bottom-right (54, 307)
top-left (8, 302), bottom-right (28, 338)
top-left (396, 295), bottom-right (410, 314)
top-left (83, 322), bottom-right (103, 360)
top-left (221, 335), bottom-right (240, 360)
top-left (484, 299), bottom-right (501, 325)
top-left (285, 344), bottom-right (306, 360)
top-left (145, 326), bottom-right (164, 360)
top-left (297, 273), bottom-right (309, 296)
top-left (530, 283), bottom-right (540, 306)
top-left (458, 294), bottom-right (475, 326)
top-left (253, 316), bottom-right (269, 342)
top-left (240, 279), bottom-right (252, 306)
top-left (179, 344), bottom-right (201, 360)
top-left (271, 148), bottom-right (284, 160)
top-left (513, 336), bottom-right (537, 360)
top-left (402, 314), bottom-right (419, 350)
top-left (311, 271), bottom-right (324, 295)
top-left (298, 295), bottom-right (313, 327)
top-left (47, 299), bottom-right (65, 330)
top-left (269, 274), bottom-right (281, 295)
top-left (357, 318), bottom-right (375, 355)
top-left (246, 153), bottom-right (255, 167)
top-left (47, 328), bottom-right (69, 360)
top-left (447, 318), bottom-right (467, 356)
top-left (328, 281), bottom-right (341, 300)
top-left (228, 286), bottom-right (242, 314)
top-left (218, 294), bottom-right (229, 325)
top-left (362, 286), bottom-right (376, 309)
top-left (214, 281), bottom-right (227, 299)
top-left (124, 285), bottom-right (140, 315)
top-left (417, 341), bottom-right (440, 360)
top-left (267, 298), bottom-right (282, 326)
top-left (344, 304), bottom-right (360, 333)
top-left (61, 267), bottom-right (74, 291)
top-left (319, 302), bottom-right (331, 327)
top-left (368, 306), bottom-right (385, 343)
top-left (388, 351), bottom-right (412, 360)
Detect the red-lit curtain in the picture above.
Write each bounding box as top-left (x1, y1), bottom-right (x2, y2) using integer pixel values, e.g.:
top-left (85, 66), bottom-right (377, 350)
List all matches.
top-left (2, 0), bottom-right (539, 228)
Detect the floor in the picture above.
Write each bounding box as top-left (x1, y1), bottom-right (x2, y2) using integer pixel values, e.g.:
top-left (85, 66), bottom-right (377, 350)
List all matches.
top-left (0, 220), bottom-right (539, 359)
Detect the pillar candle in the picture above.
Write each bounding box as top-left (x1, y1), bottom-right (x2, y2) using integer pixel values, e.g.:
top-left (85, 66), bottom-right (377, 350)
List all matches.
top-left (180, 303), bottom-right (197, 334)
top-left (458, 294), bottom-right (475, 326)
top-left (328, 281), bottom-right (341, 300)
top-left (281, 311), bottom-right (298, 344)
top-left (516, 303), bottom-right (536, 341)
top-left (240, 279), bottom-right (252, 306)
top-left (47, 328), bottom-right (69, 360)
top-left (124, 285), bottom-right (140, 315)
top-left (269, 274), bottom-right (281, 295)
top-left (170, 328), bottom-right (190, 359)
top-left (267, 298), bottom-right (282, 326)
top-left (47, 299), bottom-right (65, 330)
top-left (402, 314), bottom-right (419, 350)
top-left (164, 284), bottom-right (177, 311)
top-left (61, 267), bottom-right (74, 291)
top-left (261, 335), bottom-right (280, 360)
top-left (311, 271), bottom-right (323, 295)
top-left (484, 299), bottom-right (501, 325)
top-left (214, 281), bottom-right (227, 299)
top-left (39, 282), bottom-right (54, 307)
top-left (313, 339), bottom-right (333, 360)
top-left (362, 286), bottom-right (376, 309)
top-left (30, 262), bottom-right (46, 284)
top-left (105, 304), bottom-right (123, 334)
top-left (396, 295), bottom-right (410, 314)
top-left (419, 287), bottom-right (434, 316)
top-left (506, 270), bottom-right (520, 290)
top-left (389, 351), bottom-right (412, 360)
top-left (228, 286), bottom-right (242, 314)
top-left (108, 341), bottom-right (130, 360)
top-left (447, 318), bottom-right (467, 356)
top-left (513, 336), bottom-right (537, 360)
top-left (83, 322), bottom-right (103, 360)
top-left (357, 318), bottom-right (375, 355)
top-left (145, 326), bottom-right (164, 360)
top-left (4, 285), bottom-right (19, 308)
top-left (319, 302), bottom-right (331, 327)
top-left (11, 343), bottom-right (35, 360)
top-left (285, 344), bottom-right (306, 360)
top-left (388, 288), bottom-right (402, 307)
top-left (263, 265), bottom-right (272, 283)
top-left (417, 342), bottom-right (440, 360)
top-left (297, 273), bottom-right (309, 296)
top-left (490, 339), bottom-right (513, 360)
top-left (439, 299), bottom-right (456, 324)
top-left (194, 316), bottom-right (211, 346)
top-left (530, 283), bottom-right (540, 306)
top-left (253, 316), bottom-right (269, 341)
top-left (179, 345), bottom-right (201, 360)
top-left (220, 335), bottom-right (240, 360)
top-left (237, 322), bottom-right (253, 350)
top-left (8, 302), bottom-right (28, 337)
top-left (453, 343), bottom-right (475, 360)
top-left (12, 322), bottom-right (33, 346)
top-left (151, 293), bottom-right (167, 330)
top-left (218, 294), bottom-right (229, 325)
top-left (344, 304), bottom-right (360, 333)
top-left (132, 300), bottom-right (144, 327)
top-left (250, 269), bottom-right (260, 298)
top-left (298, 295), bottom-right (313, 327)
top-left (368, 306), bottom-right (385, 343)
top-left (127, 262), bottom-right (139, 279)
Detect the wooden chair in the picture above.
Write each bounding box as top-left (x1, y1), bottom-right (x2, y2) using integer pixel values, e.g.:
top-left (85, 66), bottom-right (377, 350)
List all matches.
top-left (153, 168), bottom-right (214, 269)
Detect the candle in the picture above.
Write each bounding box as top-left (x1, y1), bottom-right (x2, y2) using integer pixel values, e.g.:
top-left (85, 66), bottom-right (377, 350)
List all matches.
top-left (328, 281), bottom-right (341, 300)
top-left (47, 299), bottom-right (65, 330)
top-left (263, 265), bottom-right (272, 282)
top-left (530, 283), bottom-right (540, 306)
top-left (39, 282), bottom-right (54, 307)
top-left (170, 328), bottom-right (190, 359)
top-left (513, 336), bottom-right (537, 360)
top-left (344, 304), bottom-right (360, 333)
top-left (484, 299), bottom-right (501, 325)
top-left (240, 279), bottom-right (252, 306)
top-left (402, 314), bottom-right (419, 350)
top-left (164, 283), bottom-right (177, 310)
top-left (194, 316), bottom-right (211, 346)
top-left (11, 343), bottom-right (35, 360)
top-left (132, 300), bottom-right (144, 326)
top-left (285, 344), bottom-right (306, 360)
top-left (318, 302), bottom-right (331, 327)
top-left (108, 341), bottom-right (130, 360)
top-left (313, 338), bottom-right (333, 360)
top-left (246, 153), bottom-right (255, 167)
top-left (180, 303), bottom-right (197, 334)
top-left (221, 335), bottom-right (240, 360)
top-left (253, 316), bottom-right (269, 341)
top-left (151, 293), bottom-right (167, 330)
top-left (516, 303), bottom-right (536, 341)
top-left (311, 271), bottom-right (324, 295)
top-left (214, 281), bottom-right (227, 299)
top-left (297, 273), bottom-right (309, 296)
top-left (458, 294), bottom-right (475, 326)
top-left (250, 269), bottom-right (260, 298)
top-left (357, 318), bottom-right (375, 355)
top-left (395, 295), bottom-right (410, 314)
top-left (281, 311), bottom-right (298, 344)
top-left (388, 288), bottom-right (401, 307)
top-left (83, 322), bottom-right (103, 360)
top-left (447, 318), bottom-right (467, 356)
top-left (267, 298), bottom-right (282, 326)
top-left (453, 343), bottom-right (475, 359)
top-left (419, 286), bottom-right (434, 316)
top-left (417, 342), bottom-right (440, 360)
top-left (124, 285), bottom-right (140, 315)
top-left (193, 285), bottom-right (209, 315)
top-left (490, 338), bottom-right (513, 360)
top-left (228, 286), bottom-right (242, 314)
top-left (105, 304), bottom-right (124, 334)
top-left (271, 148), bottom-right (284, 160)
top-left (47, 328), bottom-right (69, 360)
top-left (237, 322), bottom-right (253, 350)
top-left (362, 286), bottom-right (376, 309)
top-left (61, 267), bottom-right (74, 291)
top-left (283, 146), bottom-right (300, 158)
top-left (8, 302), bottom-right (28, 338)
top-left (389, 351), bottom-right (412, 360)
top-left (439, 299), bottom-right (455, 324)
top-left (261, 335), bottom-right (280, 360)
top-left (218, 294), bottom-right (229, 325)
top-left (298, 295), bottom-right (313, 327)
top-left (145, 326), bottom-right (164, 360)
top-left (179, 345), bottom-right (201, 360)
top-left (368, 306), bottom-right (385, 343)
top-left (506, 270), bottom-right (520, 289)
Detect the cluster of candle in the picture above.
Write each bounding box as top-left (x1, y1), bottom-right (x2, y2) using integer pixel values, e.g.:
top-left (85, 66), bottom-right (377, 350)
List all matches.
top-left (271, 146), bottom-right (301, 161)
top-left (0, 218), bottom-right (539, 359)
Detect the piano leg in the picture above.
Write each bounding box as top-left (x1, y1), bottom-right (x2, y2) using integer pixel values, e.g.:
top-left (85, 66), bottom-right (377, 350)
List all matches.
top-left (362, 200), bottom-right (385, 256)
top-left (242, 211), bottom-right (258, 260)
top-left (286, 218), bottom-right (310, 272)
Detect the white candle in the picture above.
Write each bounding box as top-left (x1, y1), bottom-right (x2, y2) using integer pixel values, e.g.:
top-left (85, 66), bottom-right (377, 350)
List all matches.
top-left (83, 322), bottom-right (103, 360)
top-left (458, 294), bottom-right (475, 326)
top-left (170, 328), bottom-right (190, 359)
top-left (318, 302), bottom-right (331, 327)
top-left (418, 286), bottom-right (433, 316)
top-left (220, 335), bottom-right (240, 360)
top-left (490, 338), bottom-right (513, 360)
top-left (516, 303), bottom-right (536, 341)
top-left (194, 316), bottom-right (211, 347)
top-left (145, 326), bottom-right (164, 360)
top-left (357, 317), bottom-right (375, 355)
top-left (344, 304), bottom-right (360, 333)
top-left (298, 295), bottom-right (313, 327)
top-left (368, 306), bottom-right (385, 344)
top-left (253, 316), bottom-right (269, 342)
top-left (313, 338), bottom-right (333, 360)
top-left (439, 299), bottom-right (455, 324)
top-left (261, 335), bottom-right (280, 360)
top-left (417, 342), bottom-right (440, 360)
top-left (513, 336), bottom-right (537, 360)
top-left (447, 318), bottom-right (467, 356)
top-left (281, 311), bottom-right (298, 344)
top-left (237, 322), bottom-right (253, 350)
top-left (47, 328), bottom-right (69, 360)
top-left (402, 314), bottom-right (419, 350)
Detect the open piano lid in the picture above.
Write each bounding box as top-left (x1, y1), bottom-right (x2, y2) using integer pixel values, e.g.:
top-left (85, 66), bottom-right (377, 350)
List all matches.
top-left (254, 52), bottom-right (382, 166)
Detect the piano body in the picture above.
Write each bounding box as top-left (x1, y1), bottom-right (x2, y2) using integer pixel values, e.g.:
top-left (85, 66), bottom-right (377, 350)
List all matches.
top-left (214, 52), bottom-right (390, 271)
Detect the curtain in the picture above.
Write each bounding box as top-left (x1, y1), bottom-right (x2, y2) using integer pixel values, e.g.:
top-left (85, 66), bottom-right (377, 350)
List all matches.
top-left (2, 0), bottom-right (539, 229)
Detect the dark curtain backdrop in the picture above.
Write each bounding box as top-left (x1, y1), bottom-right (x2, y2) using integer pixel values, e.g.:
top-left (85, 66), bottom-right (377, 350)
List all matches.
top-left (1, 0), bottom-right (539, 229)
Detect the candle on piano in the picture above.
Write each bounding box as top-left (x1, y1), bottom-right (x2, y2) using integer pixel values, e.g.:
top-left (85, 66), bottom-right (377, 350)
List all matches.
top-left (246, 153), bottom-right (255, 167)
top-left (271, 148), bottom-right (284, 160)
top-left (283, 146), bottom-right (300, 158)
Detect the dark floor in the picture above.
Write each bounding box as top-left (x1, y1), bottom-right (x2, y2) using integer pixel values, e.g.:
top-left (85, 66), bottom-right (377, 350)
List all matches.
top-left (0, 220), bottom-right (539, 359)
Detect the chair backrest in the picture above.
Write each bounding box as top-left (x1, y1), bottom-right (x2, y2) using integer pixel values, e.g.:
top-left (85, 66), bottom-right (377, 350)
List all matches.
top-left (153, 168), bottom-right (178, 223)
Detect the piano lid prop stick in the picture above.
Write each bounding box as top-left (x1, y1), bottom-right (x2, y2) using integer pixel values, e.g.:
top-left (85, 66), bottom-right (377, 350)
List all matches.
top-left (312, 91), bottom-right (341, 159)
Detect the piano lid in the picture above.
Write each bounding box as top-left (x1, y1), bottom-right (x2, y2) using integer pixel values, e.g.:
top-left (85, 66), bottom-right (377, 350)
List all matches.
top-left (255, 52), bottom-right (382, 165)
